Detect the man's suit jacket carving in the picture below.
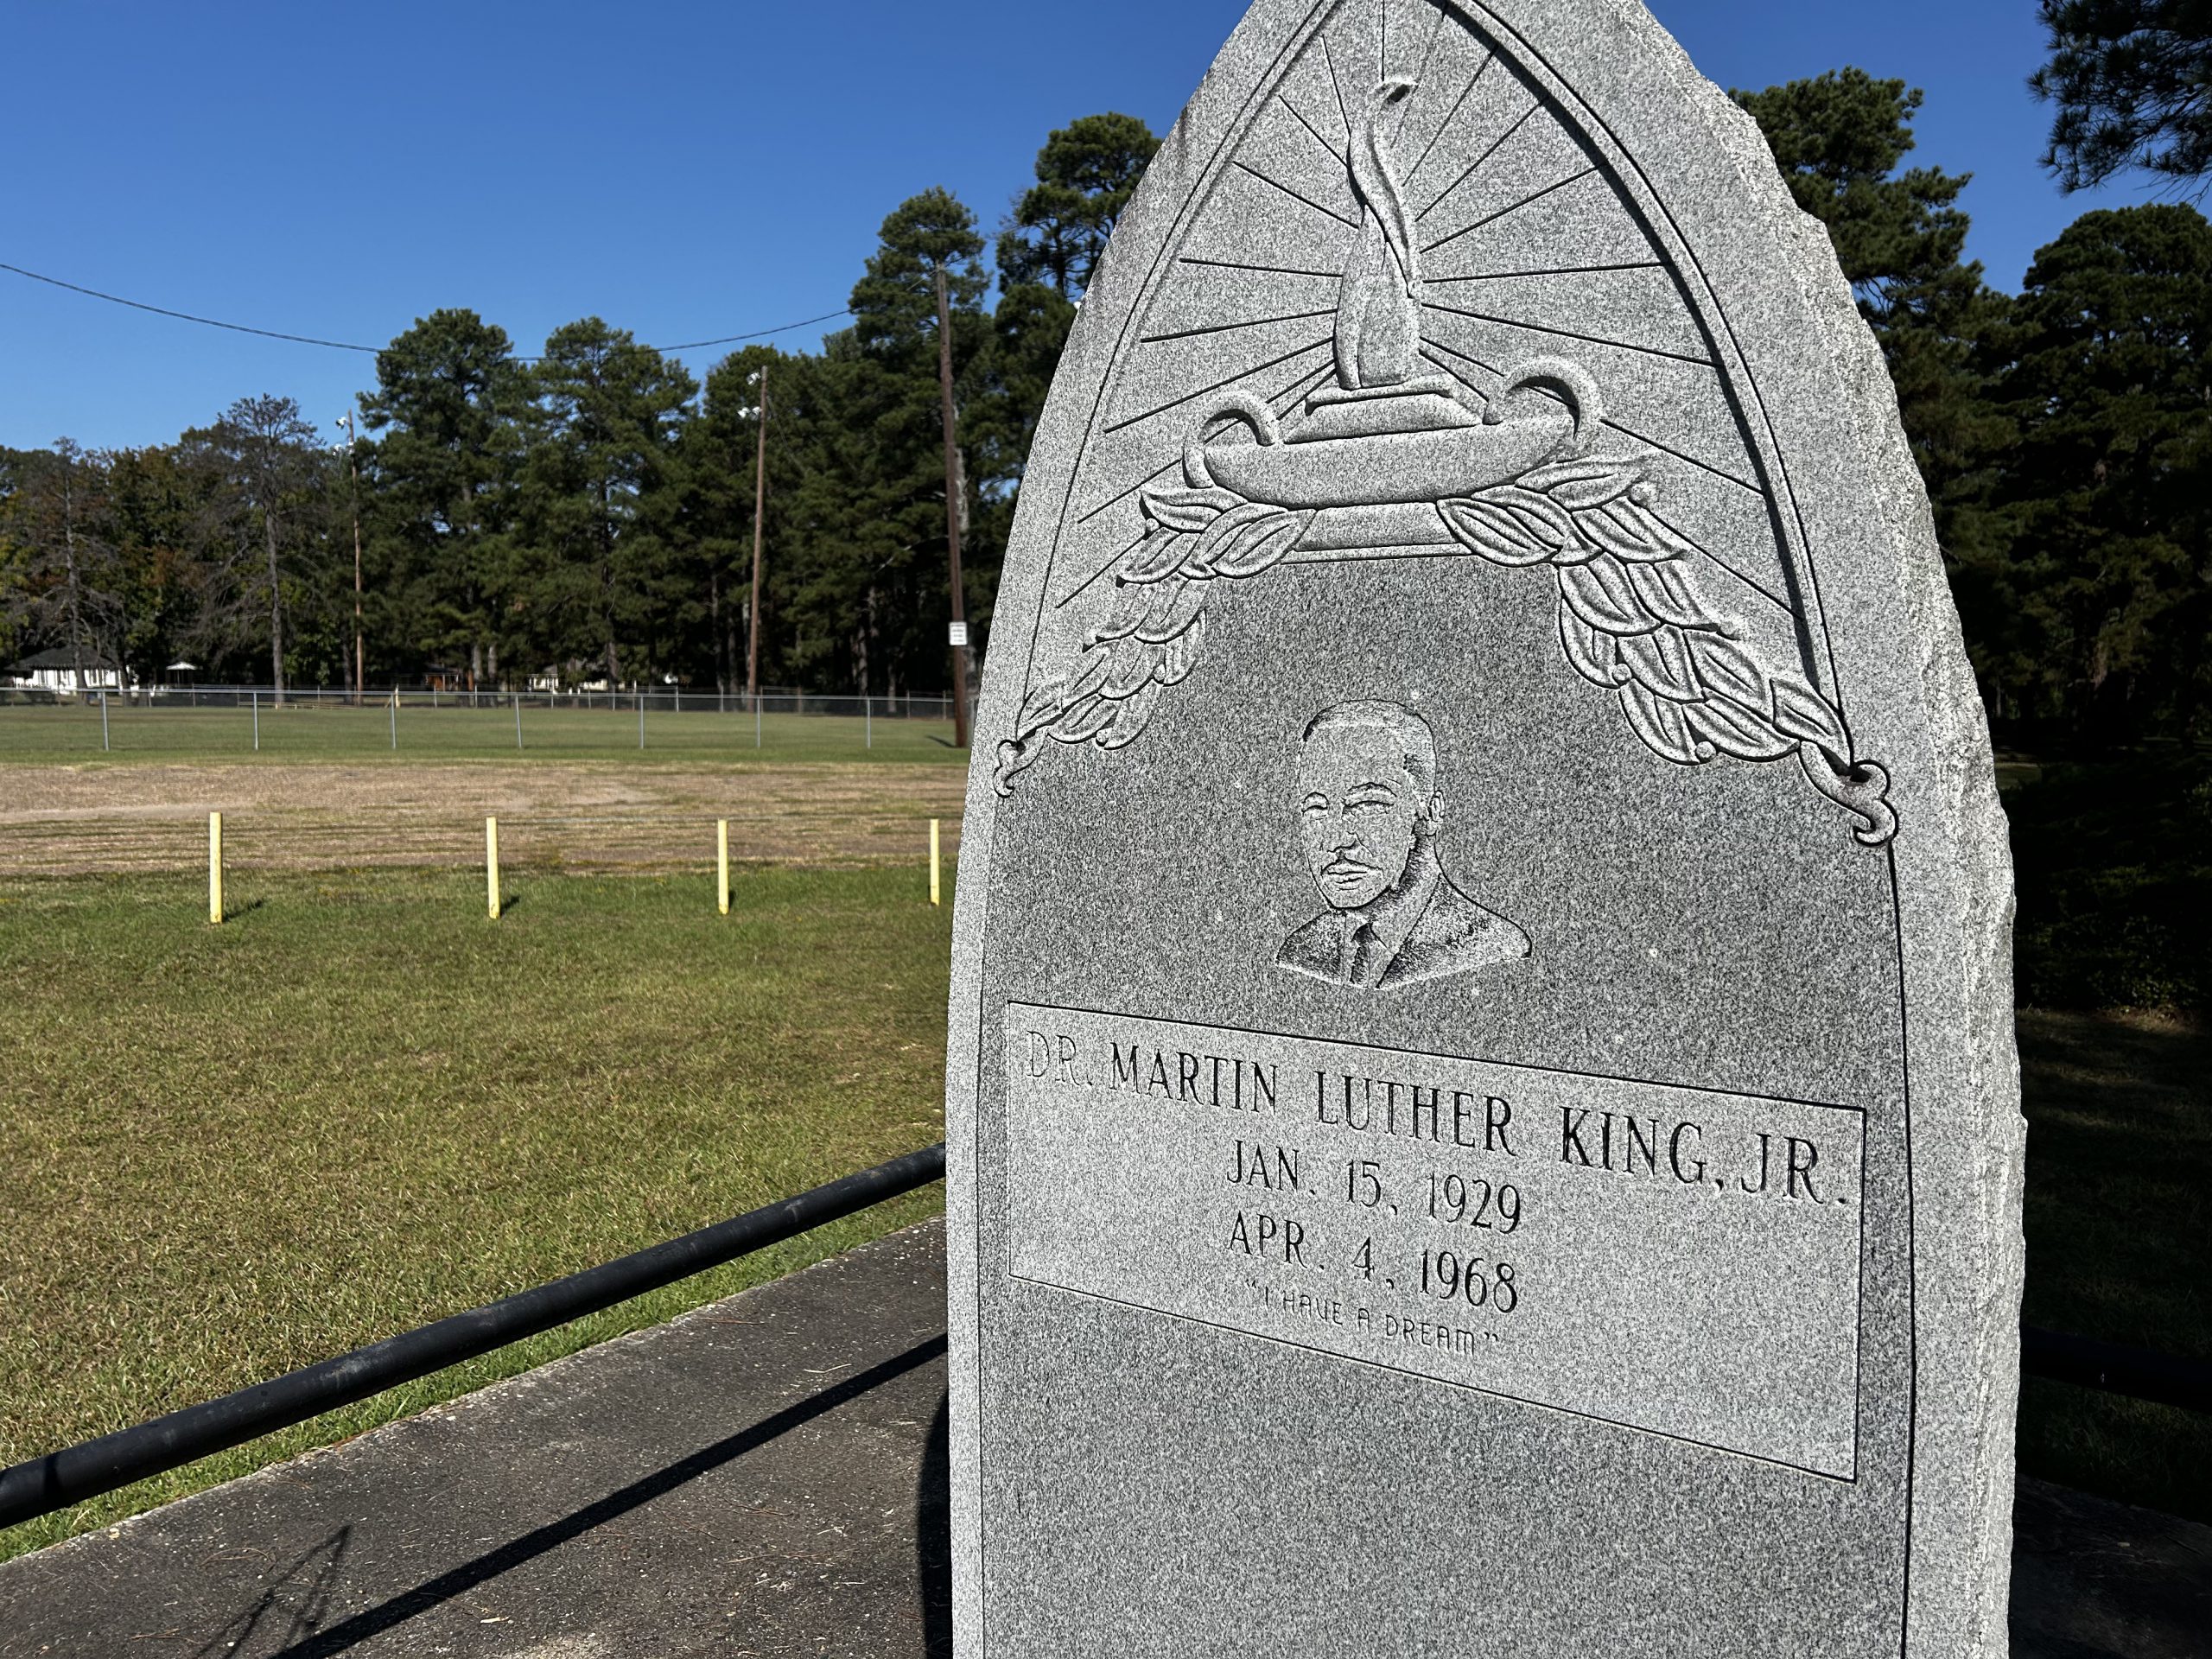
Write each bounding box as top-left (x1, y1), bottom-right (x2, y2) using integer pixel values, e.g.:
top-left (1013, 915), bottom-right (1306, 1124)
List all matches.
top-left (1279, 855), bottom-right (1529, 989)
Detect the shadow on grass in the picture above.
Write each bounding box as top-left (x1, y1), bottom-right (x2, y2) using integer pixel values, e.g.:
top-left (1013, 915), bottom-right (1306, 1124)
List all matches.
top-left (2016, 1008), bottom-right (2211, 1521)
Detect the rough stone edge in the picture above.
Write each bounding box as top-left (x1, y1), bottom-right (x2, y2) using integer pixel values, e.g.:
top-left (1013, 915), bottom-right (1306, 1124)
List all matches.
top-left (939, 10), bottom-right (1315, 1653)
top-left (1612, 10), bottom-right (2025, 1654)
top-left (5, 1217), bottom-right (948, 1570)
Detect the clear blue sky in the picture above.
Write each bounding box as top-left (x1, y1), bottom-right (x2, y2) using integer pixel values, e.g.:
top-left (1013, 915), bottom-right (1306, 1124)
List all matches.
top-left (0, 0), bottom-right (2161, 454)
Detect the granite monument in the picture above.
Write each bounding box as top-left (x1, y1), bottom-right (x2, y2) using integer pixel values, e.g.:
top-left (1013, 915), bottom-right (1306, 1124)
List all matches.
top-left (947, 2), bottom-right (2023, 1654)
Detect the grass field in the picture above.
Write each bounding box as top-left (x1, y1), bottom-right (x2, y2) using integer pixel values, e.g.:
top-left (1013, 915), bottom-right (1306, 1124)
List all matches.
top-left (0, 731), bottom-right (2202, 1563)
top-left (0, 863), bottom-right (954, 1562)
top-left (0, 701), bottom-right (970, 881)
top-left (0, 758), bottom-right (965, 879)
top-left (0, 701), bottom-right (965, 768)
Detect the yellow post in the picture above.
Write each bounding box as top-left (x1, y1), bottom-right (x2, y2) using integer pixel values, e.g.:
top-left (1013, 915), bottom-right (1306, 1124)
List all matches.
top-left (716, 819), bottom-right (731, 915)
top-left (930, 817), bottom-right (941, 906)
top-left (486, 816), bottom-right (501, 919)
top-left (208, 811), bottom-right (224, 925)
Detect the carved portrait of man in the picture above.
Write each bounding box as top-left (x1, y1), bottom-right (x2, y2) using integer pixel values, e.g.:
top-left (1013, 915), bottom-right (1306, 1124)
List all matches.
top-left (1277, 701), bottom-right (1529, 989)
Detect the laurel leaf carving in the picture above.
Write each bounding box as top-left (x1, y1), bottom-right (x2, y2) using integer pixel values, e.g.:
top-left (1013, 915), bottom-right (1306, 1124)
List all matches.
top-left (1560, 557), bottom-right (1664, 637)
top-left (1134, 577), bottom-right (1206, 645)
top-left (994, 416), bottom-right (1898, 847)
top-left (1142, 485), bottom-right (1240, 531)
top-left (1525, 456), bottom-right (1639, 510)
top-left (1771, 677), bottom-right (1850, 764)
top-left (1621, 680), bottom-right (1705, 764)
top-left (1571, 499), bottom-right (1669, 564)
top-left (1439, 497), bottom-right (1557, 566)
top-left (1558, 607), bottom-right (1624, 688)
top-left (1153, 619), bottom-right (1205, 686)
top-left (1620, 499), bottom-right (1701, 560)
top-left (1489, 486), bottom-right (1581, 551)
top-left (1013, 677), bottom-right (1069, 741)
top-left (1626, 559), bottom-right (1723, 630)
top-left (1185, 502), bottom-right (1281, 576)
top-left (1122, 525), bottom-right (1190, 584)
top-left (1224, 512), bottom-right (1306, 577)
top-left (1101, 636), bottom-right (1159, 700)
top-left (1618, 626), bottom-right (1701, 702)
top-left (1063, 649), bottom-right (1115, 708)
top-left (1052, 693), bottom-right (1118, 744)
top-left (1098, 679), bottom-right (1162, 748)
top-left (1682, 632), bottom-right (1769, 713)
top-left (1685, 696), bottom-right (1799, 762)
top-left (1086, 577), bottom-right (1153, 646)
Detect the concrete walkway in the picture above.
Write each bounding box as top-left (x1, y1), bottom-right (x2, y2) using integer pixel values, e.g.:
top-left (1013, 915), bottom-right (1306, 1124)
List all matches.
top-left (2, 1218), bottom-right (2203, 1657)
top-left (0, 1223), bottom-right (951, 1659)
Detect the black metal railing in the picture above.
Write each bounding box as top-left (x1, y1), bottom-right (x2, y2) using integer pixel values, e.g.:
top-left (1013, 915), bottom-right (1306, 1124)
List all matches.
top-left (2022, 1325), bottom-right (2211, 1414)
top-left (0, 1142), bottom-right (945, 1532)
top-left (3, 1141), bottom-right (2204, 1536)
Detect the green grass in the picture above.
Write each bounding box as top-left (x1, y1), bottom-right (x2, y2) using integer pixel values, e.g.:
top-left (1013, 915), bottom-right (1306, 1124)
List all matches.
top-left (2004, 753), bottom-right (2212, 1014)
top-left (0, 746), bottom-right (2202, 1564)
top-left (0, 702), bottom-right (964, 767)
top-left (2014, 1008), bottom-right (2211, 1522)
top-left (0, 863), bottom-right (952, 1561)
top-left (1995, 755), bottom-right (2210, 1519)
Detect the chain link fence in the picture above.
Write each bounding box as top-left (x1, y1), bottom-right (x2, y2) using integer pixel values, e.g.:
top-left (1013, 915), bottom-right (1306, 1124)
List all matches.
top-left (0, 683), bottom-right (956, 717)
top-left (0, 683), bottom-right (972, 762)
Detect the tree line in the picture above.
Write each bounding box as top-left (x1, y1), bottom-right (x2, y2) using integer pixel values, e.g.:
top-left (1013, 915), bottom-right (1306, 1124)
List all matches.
top-left (0, 111), bottom-right (1154, 707)
top-left (1738, 25), bottom-right (2209, 753)
top-left (2, 10), bottom-right (2206, 748)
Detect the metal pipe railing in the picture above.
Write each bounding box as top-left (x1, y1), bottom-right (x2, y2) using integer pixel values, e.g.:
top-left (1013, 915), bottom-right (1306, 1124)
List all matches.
top-left (0, 1142), bottom-right (946, 1532)
top-left (3, 1143), bottom-right (2203, 1537)
top-left (2022, 1325), bottom-right (2211, 1414)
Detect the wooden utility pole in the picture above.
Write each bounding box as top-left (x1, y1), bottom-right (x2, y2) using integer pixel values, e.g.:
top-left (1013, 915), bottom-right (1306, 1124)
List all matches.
top-left (934, 266), bottom-right (971, 749)
top-left (341, 413), bottom-right (365, 706)
top-left (746, 365), bottom-right (768, 708)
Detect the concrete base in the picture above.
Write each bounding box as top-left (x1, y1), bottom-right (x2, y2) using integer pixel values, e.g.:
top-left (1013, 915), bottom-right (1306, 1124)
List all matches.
top-left (0, 1218), bottom-right (2200, 1657)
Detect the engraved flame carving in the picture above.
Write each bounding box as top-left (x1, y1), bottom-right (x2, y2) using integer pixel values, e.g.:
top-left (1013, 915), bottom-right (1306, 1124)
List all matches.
top-left (1338, 78), bottom-right (1423, 391)
top-left (995, 69), bottom-right (1900, 849)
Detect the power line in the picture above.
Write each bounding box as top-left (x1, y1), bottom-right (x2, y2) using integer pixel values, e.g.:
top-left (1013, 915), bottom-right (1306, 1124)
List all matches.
top-left (626, 313), bottom-right (852, 354)
top-left (0, 260), bottom-right (850, 359)
top-left (2, 261), bottom-right (379, 352)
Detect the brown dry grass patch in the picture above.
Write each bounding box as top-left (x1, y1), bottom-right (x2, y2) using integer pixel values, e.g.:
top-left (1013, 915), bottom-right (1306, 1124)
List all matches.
top-left (0, 761), bottom-right (966, 876)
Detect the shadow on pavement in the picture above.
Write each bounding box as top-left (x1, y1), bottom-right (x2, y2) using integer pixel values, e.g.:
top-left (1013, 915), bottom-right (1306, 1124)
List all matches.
top-left (192, 1529), bottom-right (353, 1659)
top-left (251, 1334), bottom-right (947, 1657)
top-left (919, 1391), bottom-right (951, 1658)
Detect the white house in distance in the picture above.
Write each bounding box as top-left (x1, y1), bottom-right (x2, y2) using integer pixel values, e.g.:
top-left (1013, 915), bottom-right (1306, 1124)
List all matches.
top-left (3, 648), bottom-right (132, 695)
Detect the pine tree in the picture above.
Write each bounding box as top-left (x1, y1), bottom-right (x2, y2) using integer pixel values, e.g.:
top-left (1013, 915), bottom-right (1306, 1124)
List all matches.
top-left (995, 112), bottom-right (1160, 299)
top-left (179, 397), bottom-right (334, 703)
top-left (516, 318), bottom-right (696, 688)
top-left (2034, 0), bottom-right (2212, 195)
top-left (1994, 204), bottom-right (2212, 745)
top-left (846, 188), bottom-right (994, 695)
top-left (359, 309), bottom-right (526, 690)
top-left (0, 440), bottom-right (128, 686)
top-left (1733, 70), bottom-right (2016, 696)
